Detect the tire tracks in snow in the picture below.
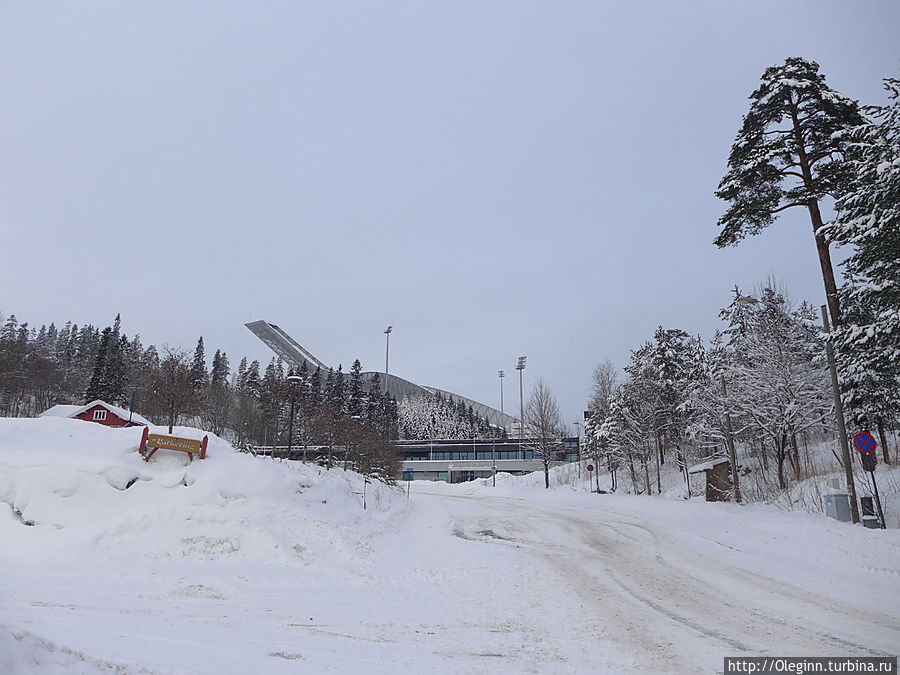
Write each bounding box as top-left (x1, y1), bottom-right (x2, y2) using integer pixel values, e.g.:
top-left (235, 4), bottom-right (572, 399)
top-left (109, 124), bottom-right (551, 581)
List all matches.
top-left (428, 490), bottom-right (900, 672)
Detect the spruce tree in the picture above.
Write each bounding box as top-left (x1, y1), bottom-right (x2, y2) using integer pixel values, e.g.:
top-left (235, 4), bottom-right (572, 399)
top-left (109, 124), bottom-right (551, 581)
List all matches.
top-left (85, 327), bottom-right (112, 402)
top-left (105, 333), bottom-right (129, 405)
top-left (329, 364), bottom-right (345, 410)
top-left (309, 366), bottom-right (322, 412)
top-left (210, 349), bottom-right (230, 388)
top-left (829, 74), bottom-right (900, 460)
top-left (347, 359), bottom-right (364, 418)
top-left (715, 57), bottom-right (865, 326)
top-left (323, 367), bottom-right (335, 404)
top-left (190, 336), bottom-right (208, 391)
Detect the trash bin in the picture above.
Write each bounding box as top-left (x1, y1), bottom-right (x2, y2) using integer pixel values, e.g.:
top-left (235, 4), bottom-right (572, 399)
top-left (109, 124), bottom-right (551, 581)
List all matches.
top-left (860, 497), bottom-right (882, 529)
top-left (824, 490), bottom-right (852, 522)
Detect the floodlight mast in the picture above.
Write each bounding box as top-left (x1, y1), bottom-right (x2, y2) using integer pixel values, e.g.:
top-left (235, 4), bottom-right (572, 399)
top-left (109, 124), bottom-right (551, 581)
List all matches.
top-left (516, 356), bottom-right (526, 460)
top-left (384, 325), bottom-right (393, 393)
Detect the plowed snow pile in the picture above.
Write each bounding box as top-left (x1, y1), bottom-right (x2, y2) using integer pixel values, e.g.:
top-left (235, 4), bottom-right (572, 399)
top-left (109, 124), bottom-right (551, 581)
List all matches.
top-left (0, 418), bottom-right (409, 673)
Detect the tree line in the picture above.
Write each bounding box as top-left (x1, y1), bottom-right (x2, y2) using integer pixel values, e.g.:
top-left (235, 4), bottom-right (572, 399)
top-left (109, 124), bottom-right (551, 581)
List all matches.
top-left (585, 58), bottom-right (900, 500)
top-left (0, 314), bottom-right (405, 478)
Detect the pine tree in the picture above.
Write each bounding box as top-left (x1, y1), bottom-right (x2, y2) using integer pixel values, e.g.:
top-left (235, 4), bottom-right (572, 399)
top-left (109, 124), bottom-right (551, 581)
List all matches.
top-left (715, 57), bottom-right (865, 327)
top-left (308, 366), bottom-right (322, 412)
top-left (259, 358), bottom-right (285, 443)
top-left (106, 333), bottom-right (129, 405)
top-left (722, 283), bottom-right (829, 488)
top-left (329, 364), bottom-right (345, 411)
top-left (85, 327), bottom-right (112, 402)
top-left (190, 336), bottom-right (208, 391)
top-left (829, 74), bottom-right (900, 460)
top-left (210, 349), bottom-right (230, 388)
top-left (347, 359), bottom-right (364, 418)
top-left (243, 360), bottom-right (261, 398)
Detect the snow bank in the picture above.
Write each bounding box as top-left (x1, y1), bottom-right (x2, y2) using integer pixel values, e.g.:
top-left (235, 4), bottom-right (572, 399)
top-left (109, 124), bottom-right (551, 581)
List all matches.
top-left (0, 417), bottom-right (406, 566)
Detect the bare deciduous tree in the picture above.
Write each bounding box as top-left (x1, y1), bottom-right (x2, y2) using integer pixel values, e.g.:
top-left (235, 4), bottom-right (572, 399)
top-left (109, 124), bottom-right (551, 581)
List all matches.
top-left (525, 378), bottom-right (565, 489)
top-left (147, 347), bottom-right (199, 433)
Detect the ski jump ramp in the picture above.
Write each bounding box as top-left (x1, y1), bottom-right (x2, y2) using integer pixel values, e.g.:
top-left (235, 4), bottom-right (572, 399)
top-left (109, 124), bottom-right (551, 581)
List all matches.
top-left (245, 320), bottom-right (519, 429)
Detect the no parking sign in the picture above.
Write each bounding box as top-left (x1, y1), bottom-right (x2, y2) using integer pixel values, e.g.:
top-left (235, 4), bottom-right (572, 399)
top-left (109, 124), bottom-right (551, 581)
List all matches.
top-left (853, 432), bottom-right (877, 473)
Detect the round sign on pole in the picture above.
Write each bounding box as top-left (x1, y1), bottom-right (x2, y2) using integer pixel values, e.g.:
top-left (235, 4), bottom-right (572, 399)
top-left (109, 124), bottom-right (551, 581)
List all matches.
top-left (853, 431), bottom-right (876, 454)
top-left (586, 464), bottom-right (594, 473)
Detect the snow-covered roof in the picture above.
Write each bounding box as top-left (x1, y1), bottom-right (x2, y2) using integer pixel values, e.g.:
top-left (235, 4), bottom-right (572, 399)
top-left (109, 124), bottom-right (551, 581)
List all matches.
top-left (38, 404), bottom-right (83, 419)
top-left (688, 458), bottom-right (731, 474)
top-left (39, 400), bottom-right (152, 426)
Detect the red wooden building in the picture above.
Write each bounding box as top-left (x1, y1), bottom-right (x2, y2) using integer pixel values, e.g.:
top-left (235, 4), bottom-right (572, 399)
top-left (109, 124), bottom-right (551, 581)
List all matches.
top-left (39, 400), bottom-right (151, 428)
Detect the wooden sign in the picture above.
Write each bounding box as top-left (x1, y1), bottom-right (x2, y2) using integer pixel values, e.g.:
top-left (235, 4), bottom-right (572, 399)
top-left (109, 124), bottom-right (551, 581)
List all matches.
top-left (147, 434), bottom-right (201, 454)
top-left (139, 428), bottom-right (208, 462)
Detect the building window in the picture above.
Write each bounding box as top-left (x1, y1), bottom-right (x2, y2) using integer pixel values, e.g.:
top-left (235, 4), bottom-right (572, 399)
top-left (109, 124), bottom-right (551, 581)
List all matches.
top-left (93, 409), bottom-right (107, 421)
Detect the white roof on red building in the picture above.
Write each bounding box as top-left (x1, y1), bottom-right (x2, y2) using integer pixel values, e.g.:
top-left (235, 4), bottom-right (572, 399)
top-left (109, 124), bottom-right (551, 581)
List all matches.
top-left (39, 400), bottom-right (151, 426)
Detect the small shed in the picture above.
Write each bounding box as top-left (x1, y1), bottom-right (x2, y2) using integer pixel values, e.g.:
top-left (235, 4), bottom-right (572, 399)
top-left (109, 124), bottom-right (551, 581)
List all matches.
top-left (39, 400), bottom-right (151, 428)
top-left (689, 458), bottom-right (733, 502)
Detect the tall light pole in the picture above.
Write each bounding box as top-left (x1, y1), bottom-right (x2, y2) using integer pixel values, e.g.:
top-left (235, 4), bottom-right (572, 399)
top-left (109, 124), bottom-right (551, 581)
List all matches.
top-left (384, 325), bottom-right (392, 393)
top-left (516, 356), bottom-right (526, 460)
top-left (495, 370), bottom-right (505, 488)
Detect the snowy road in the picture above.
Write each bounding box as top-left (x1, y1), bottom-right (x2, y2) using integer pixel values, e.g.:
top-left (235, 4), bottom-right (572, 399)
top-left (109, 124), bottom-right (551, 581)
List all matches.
top-left (2, 422), bottom-right (898, 674)
top-left (415, 484), bottom-right (900, 674)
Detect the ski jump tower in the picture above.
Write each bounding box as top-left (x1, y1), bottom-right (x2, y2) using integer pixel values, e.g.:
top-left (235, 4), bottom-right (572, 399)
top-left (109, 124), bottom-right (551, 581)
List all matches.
top-left (245, 320), bottom-right (518, 429)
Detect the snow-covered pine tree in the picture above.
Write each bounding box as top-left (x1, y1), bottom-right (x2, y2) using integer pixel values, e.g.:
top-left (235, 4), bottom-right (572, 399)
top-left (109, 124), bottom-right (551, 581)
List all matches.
top-left (85, 326), bottom-right (112, 403)
top-left (724, 283), bottom-right (830, 488)
top-left (210, 349), bottom-right (229, 388)
top-left (309, 366), bottom-right (322, 412)
top-left (829, 74), bottom-right (900, 463)
top-left (347, 359), bottom-right (364, 418)
top-left (190, 337), bottom-right (208, 392)
top-left (329, 364), bottom-right (345, 411)
top-left (715, 57), bottom-right (865, 327)
top-left (259, 358), bottom-right (285, 444)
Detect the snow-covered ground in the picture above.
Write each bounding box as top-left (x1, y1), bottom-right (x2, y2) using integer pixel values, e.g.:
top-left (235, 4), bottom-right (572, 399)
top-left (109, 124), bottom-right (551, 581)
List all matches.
top-left (1, 418), bottom-right (898, 674)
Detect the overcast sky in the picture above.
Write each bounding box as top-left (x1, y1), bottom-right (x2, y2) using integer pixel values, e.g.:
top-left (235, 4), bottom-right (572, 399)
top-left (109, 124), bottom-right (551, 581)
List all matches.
top-left (1, 2), bottom-right (898, 426)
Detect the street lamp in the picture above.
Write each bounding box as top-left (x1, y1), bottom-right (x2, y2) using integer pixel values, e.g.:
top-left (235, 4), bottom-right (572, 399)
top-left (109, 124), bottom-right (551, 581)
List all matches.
top-left (516, 356), bottom-right (526, 460)
top-left (494, 370), bottom-right (505, 488)
top-left (384, 325), bottom-right (393, 392)
top-left (286, 372), bottom-right (303, 460)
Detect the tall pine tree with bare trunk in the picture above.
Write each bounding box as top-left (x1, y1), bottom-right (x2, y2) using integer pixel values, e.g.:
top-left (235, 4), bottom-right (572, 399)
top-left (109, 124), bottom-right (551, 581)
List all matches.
top-left (715, 57), bottom-right (864, 327)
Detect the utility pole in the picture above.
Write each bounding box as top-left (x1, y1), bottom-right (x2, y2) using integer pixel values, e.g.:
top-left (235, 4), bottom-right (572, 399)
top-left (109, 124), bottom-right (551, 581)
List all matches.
top-left (821, 305), bottom-right (860, 523)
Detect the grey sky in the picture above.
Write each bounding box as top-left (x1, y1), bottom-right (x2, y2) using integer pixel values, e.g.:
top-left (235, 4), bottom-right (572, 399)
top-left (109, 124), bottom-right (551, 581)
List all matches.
top-left (1, 1), bottom-right (898, 426)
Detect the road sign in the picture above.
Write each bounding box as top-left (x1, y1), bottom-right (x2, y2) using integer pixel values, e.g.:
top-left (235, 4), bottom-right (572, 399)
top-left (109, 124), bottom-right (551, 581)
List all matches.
top-left (586, 464), bottom-right (594, 472)
top-left (853, 432), bottom-right (876, 454)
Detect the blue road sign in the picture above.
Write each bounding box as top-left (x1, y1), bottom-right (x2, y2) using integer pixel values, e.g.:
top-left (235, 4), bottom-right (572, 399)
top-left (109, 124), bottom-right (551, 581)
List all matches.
top-left (853, 432), bottom-right (876, 454)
